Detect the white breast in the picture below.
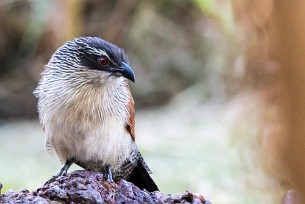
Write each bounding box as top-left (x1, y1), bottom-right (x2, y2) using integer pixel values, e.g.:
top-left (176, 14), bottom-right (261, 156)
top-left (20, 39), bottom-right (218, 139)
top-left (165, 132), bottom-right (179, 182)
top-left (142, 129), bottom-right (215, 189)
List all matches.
top-left (37, 75), bottom-right (133, 169)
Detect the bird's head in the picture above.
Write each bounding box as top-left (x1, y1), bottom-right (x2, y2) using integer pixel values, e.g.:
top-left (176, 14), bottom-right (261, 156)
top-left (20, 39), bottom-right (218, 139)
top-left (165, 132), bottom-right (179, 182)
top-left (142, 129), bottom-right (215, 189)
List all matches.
top-left (48, 37), bottom-right (135, 84)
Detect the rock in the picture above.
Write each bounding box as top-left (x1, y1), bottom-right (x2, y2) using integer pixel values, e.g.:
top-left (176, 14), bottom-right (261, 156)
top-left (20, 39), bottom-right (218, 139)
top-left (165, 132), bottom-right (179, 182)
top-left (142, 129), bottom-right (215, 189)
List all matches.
top-left (0, 170), bottom-right (211, 204)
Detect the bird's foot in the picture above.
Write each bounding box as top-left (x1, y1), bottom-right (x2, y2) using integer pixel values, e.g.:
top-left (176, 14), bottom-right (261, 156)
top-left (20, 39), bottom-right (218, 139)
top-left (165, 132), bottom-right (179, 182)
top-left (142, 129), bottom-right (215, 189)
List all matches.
top-left (43, 171), bottom-right (67, 186)
top-left (43, 160), bottom-right (73, 186)
top-left (56, 159), bottom-right (73, 176)
top-left (43, 175), bottom-right (59, 186)
top-left (103, 174), bottom-right (114, 182)
top-left (104, 165), bottom-right (114, 182)
top-left (56, 169), bottom-right (68, 177)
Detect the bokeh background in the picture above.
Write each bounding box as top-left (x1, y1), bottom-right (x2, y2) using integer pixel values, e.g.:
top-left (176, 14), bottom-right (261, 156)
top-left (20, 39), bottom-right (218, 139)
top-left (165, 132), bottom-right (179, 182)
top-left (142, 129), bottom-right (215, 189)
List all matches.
top-left (1, 0), bottom-right (305, 203)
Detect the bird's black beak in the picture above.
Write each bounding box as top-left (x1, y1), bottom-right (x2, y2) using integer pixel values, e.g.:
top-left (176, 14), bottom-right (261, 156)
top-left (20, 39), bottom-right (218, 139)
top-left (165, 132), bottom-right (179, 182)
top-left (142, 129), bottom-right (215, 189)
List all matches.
top-left (111, 62), bottom-right (135, 82)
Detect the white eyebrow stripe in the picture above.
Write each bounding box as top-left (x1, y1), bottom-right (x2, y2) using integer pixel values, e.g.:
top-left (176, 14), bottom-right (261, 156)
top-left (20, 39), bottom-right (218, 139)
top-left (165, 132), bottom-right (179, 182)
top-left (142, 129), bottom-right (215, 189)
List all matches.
top-left (99, 49), bottom-right (109, 58)
top-left (74, 39), bottom-right (119, 65)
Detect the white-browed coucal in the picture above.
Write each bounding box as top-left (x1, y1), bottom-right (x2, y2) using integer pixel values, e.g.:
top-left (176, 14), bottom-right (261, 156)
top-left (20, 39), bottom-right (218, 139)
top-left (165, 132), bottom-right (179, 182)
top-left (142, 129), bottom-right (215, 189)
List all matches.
top-left (33, 37), bottom-right (158, 192)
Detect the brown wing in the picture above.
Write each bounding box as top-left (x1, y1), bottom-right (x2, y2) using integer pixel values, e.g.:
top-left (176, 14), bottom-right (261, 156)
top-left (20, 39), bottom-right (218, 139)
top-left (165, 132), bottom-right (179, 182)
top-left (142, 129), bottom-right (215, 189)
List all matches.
top-left (126, 88), bottom-right (136, 140)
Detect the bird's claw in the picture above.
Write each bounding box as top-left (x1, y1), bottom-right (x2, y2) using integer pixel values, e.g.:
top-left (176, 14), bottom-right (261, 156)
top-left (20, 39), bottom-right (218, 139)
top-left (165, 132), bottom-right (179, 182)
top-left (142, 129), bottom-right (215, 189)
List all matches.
top-left (56, 169), bottom-right (68, 177)
top-left (43, 175), bottom-right (58, 186)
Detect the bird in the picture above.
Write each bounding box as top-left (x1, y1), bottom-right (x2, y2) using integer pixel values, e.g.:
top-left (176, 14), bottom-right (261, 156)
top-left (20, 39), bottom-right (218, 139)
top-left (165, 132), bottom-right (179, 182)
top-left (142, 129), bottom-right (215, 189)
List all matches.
top-left (33, 36), bottom-right (158, 192)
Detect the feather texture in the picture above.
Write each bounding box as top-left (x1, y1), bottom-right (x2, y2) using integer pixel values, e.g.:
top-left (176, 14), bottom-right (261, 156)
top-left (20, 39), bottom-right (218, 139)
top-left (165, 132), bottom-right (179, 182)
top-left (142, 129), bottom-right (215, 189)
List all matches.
top-left (34, 37), bottom-right (158, 191)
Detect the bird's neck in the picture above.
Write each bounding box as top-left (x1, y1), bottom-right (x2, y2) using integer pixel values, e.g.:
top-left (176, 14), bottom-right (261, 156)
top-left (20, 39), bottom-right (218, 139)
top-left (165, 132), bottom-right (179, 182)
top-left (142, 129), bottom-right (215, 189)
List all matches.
top-left (68, 77), bottom-right (131, 123)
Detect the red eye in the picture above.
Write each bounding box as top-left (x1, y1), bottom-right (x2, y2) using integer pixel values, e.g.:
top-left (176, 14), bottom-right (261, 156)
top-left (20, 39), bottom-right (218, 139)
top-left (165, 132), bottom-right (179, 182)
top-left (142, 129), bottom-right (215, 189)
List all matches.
top-left (99, 57), bottom-right (109, 66)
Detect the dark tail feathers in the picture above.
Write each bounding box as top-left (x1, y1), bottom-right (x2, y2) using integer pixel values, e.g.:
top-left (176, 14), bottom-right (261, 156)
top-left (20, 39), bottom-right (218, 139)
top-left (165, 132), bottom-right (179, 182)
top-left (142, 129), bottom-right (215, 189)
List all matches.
top-left (126, 160), bottom-right (159, 192)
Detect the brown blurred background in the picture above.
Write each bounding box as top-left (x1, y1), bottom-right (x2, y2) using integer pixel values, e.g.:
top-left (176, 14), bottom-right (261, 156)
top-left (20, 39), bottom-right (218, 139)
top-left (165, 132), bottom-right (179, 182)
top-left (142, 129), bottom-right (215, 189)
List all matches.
top-left (1, 0), bottom-right (305, 203)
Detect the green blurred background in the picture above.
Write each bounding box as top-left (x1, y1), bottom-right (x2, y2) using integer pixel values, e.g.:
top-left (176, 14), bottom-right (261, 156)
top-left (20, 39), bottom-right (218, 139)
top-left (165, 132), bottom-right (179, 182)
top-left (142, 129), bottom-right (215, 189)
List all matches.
top-left (0, 0), bottom-right (298, 203)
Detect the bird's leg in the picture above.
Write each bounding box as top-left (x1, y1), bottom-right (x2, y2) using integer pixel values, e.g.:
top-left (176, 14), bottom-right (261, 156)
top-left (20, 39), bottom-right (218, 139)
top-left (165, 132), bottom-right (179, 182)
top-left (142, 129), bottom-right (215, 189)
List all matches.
top-left (43, 160), bottom-right (73, 185)
top-left (104, 165), bottom-right (114, 182)
top-left (56, 159), bottom-right (73, 176)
